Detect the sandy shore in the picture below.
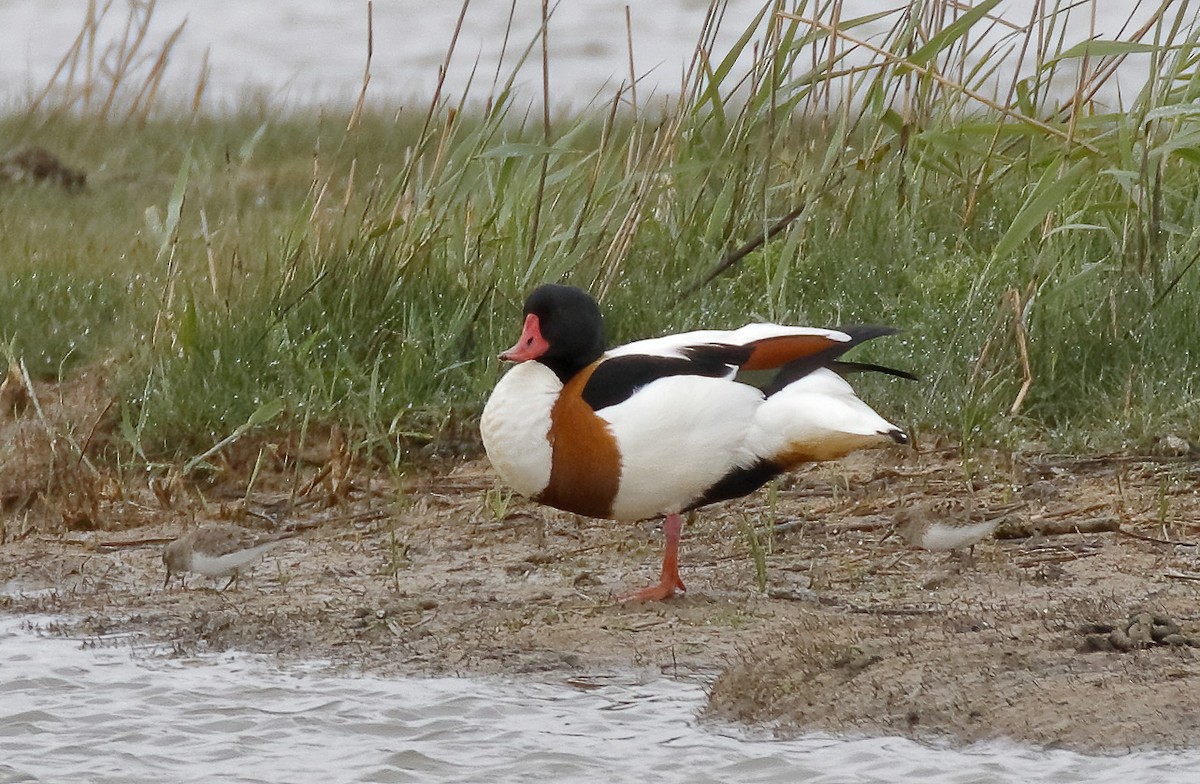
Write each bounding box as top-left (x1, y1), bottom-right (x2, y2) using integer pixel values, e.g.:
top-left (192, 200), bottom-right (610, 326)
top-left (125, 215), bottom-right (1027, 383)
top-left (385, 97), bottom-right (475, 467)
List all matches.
top-left (4, 416), bottom-right (1200, 754)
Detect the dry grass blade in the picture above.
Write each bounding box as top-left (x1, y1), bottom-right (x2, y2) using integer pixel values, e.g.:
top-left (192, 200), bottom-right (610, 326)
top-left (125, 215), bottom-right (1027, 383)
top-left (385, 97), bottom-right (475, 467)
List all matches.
top-left (25, 0), bottom-right (188, 123)
top-left (26, 0), bottom-right (108, 116)
top-left (124, 17), bottom-right (186, 126)
top-left (347, 1), bottom-right (374, 131)
top-left (1007, 286), bottom-right (1033, 415)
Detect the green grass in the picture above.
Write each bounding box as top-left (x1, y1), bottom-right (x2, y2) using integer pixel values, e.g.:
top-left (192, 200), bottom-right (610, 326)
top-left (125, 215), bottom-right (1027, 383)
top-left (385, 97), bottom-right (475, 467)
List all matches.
top-left (2, 0), bottom-right (1199, 469)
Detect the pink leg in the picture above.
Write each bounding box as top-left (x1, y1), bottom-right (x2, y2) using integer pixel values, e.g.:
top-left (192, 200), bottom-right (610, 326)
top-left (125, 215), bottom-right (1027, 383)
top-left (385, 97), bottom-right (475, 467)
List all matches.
top-left (622, 512), bottom-right (687, 602)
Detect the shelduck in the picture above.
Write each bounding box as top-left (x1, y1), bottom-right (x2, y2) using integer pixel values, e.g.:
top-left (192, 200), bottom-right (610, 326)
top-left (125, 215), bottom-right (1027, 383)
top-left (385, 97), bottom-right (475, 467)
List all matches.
top-left (480, 284), bottom-right (911, 601)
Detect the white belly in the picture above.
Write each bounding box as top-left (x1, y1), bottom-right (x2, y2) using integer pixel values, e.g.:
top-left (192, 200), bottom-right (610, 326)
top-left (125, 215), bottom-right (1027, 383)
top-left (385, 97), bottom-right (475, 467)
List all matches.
top-left (191, 544), bottom-right (276, 577)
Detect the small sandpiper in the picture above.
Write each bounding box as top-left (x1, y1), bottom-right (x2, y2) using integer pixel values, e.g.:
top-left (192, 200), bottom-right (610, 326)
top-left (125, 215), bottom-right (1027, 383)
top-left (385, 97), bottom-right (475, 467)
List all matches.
top-left (892, 498), bottom-right (1024, 554)
top-left (162, 524), bottom-right (299, 589)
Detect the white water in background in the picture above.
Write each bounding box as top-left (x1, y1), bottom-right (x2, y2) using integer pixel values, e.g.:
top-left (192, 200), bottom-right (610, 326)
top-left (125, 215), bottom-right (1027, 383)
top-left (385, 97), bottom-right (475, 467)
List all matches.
top-left (0, 1), bottom-right (1169, 110)
top-left (3, 617), bottom-right (1200, 783)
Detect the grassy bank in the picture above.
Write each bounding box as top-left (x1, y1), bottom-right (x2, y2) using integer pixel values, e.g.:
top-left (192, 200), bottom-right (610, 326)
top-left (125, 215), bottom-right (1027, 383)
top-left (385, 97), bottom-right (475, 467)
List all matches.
top-left (2, 0), bottom-right (1199, 475)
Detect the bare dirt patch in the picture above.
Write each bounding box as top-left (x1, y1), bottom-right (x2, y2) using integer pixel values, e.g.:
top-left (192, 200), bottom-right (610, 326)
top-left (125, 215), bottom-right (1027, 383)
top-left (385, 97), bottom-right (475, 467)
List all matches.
top-left (2, 372), bottom-right (1200, 753)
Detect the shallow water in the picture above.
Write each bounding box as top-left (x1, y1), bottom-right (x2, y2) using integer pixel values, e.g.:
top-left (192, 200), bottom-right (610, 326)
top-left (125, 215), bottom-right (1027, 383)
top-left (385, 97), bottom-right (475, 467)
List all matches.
top-left (0, 0), bottom-right (1166, 109)
top-left (3, 617), bottom-right (1200, 783)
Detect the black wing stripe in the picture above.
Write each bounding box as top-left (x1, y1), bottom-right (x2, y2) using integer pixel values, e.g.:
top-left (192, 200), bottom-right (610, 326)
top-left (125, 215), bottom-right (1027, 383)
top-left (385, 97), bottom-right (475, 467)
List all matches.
top-left (582, 326), bottom-right (912, 409)
top-left (580, 351), bottom-right (737, 411)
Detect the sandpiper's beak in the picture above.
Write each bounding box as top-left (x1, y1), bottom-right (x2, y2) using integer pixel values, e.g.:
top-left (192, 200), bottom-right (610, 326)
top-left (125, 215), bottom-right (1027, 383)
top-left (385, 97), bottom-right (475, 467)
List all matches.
top-left (880, 525), bottom-right (897, 543)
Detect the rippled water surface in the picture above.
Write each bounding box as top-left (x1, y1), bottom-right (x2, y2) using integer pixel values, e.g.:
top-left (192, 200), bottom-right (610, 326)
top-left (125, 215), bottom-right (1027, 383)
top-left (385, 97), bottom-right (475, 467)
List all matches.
top-left (3, 617), bottom-right (1200, 783)
top-left (0, 0), bottom-right (1166, 108)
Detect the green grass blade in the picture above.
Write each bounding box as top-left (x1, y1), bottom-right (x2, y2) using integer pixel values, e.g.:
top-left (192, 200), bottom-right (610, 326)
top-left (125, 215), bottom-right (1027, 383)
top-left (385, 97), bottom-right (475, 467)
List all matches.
top-left (1048, 40), bottom-right (1163, 64)
top-left (992, 157), bottom-right (1092, 261)
top-left (906, 0), bottom-right (1005, 68)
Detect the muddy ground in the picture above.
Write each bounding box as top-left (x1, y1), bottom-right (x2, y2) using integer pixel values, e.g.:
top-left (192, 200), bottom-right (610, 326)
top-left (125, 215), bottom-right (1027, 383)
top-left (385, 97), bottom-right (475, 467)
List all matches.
top-left (2, 369), bottom-right (1200, 753)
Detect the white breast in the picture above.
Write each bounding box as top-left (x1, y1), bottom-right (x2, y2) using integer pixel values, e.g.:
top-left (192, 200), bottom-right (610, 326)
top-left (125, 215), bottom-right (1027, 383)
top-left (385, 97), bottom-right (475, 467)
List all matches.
top-left (480, 362), bottom-right (559, 499)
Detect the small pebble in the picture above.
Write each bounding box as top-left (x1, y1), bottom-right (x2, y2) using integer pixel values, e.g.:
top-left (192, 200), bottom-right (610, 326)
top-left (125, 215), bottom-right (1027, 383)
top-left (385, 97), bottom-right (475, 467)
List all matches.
top-left (1109, 629), bottom-right (1134, 652)
top-left (1127, 614), bottom-right (1155, 647)
top-left (1078, 622), bottom-right (1115, 635)
top-left (1151, 620), bottom-right (1181, 642)
top-left (1080, 634), bottom-right (1114, 653)
top-left (1022, 480), bottom-right (1061, 502)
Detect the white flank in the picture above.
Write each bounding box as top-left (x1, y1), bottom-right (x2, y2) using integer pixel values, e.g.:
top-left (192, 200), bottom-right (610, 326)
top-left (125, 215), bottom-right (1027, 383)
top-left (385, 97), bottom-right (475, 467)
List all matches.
top-left (747, 368), bottom-right (902, 461)
top-left (480, 361), bottom-right (559, 499)
top-left (917, 520), bottom-right (1000, 551)
top-left (600, 374), bottom-right (763, 520)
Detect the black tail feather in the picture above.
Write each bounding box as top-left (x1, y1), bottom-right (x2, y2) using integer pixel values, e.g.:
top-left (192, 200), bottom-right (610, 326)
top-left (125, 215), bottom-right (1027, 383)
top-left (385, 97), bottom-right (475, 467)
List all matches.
top-left (829, 360), bottom-right (919, 381)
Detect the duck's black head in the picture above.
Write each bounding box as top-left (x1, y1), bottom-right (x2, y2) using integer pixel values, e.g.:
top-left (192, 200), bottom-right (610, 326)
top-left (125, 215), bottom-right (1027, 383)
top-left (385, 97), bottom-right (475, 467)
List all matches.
top-left (499, 284), bottom-right (606, 382)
